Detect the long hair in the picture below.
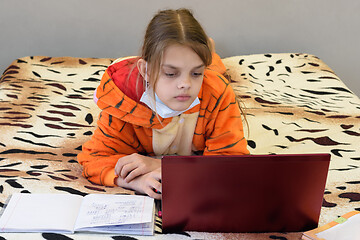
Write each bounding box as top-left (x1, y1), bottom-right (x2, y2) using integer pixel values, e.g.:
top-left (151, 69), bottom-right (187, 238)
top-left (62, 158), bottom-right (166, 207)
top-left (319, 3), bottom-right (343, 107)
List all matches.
top-left (140, 8), bottom-right (212, 91)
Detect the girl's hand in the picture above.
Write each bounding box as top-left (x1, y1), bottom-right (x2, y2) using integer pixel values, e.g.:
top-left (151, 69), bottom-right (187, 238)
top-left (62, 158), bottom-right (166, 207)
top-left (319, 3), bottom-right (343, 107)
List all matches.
top-left (115, 168), bottom-right (162, 200)
top-left (115, 153), bottom-right (161, 183)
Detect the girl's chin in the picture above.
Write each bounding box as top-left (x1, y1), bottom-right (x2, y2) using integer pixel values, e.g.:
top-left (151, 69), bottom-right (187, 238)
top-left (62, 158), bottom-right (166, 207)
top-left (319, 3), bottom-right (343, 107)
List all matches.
top-left (168, 103), bottom-right (191, 112)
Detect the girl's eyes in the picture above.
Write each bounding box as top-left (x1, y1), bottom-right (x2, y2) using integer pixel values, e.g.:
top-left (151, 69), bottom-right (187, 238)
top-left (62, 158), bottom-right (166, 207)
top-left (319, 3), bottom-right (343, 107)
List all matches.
top-left (164, 72), bottom-right (203, 78)
top-left (192, 72), bottom-right (203, 77)
top-left (165, 72), bottom-right (177, 77)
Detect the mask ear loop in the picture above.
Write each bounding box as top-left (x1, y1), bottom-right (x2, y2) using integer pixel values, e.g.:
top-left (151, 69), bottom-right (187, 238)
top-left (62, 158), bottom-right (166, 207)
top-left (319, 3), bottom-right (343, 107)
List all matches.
top-left (143, 62), bottom-right (161, 123)
top-left (144, 62), bottom-right (149, 88)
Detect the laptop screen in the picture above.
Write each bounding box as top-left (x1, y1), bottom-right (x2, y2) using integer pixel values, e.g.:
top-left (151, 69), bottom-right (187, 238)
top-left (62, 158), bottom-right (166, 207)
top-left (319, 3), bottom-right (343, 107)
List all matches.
top-left (161, 154), bottom-right (330, 233)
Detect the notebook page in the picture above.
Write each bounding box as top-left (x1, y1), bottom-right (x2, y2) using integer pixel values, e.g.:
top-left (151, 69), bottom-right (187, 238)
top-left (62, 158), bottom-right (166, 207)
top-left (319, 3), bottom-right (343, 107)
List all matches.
top-left (0, 193), bottom-right (83, 233)
top-left (84, 222), bottom-right (154, 235)
top-left (316, 213), bottom-right (360, 240)
top-left (74, 194), bottom-right (154, 231)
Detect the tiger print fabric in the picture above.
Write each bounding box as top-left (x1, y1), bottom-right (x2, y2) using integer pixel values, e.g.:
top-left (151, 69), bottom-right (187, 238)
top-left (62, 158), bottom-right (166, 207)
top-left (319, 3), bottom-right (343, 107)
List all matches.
top-left (0, 54), bottom-right (359, 240)
top-left (223, 53), bottom-right (360, 226)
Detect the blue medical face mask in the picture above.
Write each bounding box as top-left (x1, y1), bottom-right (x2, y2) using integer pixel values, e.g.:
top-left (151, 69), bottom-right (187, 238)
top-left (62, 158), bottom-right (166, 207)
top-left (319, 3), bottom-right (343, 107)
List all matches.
top-left (139, 62), bottom-right (200, 119)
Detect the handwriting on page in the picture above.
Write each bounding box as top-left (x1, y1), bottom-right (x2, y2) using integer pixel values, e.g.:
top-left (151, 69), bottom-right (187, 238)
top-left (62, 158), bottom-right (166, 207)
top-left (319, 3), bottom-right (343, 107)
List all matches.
top-left (85, 199), bottom-right (145, 225)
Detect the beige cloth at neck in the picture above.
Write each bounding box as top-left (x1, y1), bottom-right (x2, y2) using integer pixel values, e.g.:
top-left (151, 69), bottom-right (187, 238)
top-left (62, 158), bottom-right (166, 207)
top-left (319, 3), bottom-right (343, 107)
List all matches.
top-left (152, 112), bottom-right (199, 156)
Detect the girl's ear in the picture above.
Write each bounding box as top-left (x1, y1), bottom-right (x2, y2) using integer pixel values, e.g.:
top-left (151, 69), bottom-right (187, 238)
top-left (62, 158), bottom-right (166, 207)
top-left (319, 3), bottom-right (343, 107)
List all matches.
top-left (137, 58), bottom-right (147, 78)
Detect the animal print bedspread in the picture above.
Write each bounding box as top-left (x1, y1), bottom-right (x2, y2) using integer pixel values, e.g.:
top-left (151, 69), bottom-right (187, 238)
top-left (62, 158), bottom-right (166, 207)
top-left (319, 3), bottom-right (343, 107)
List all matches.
top-left (0, 54), bottom-right (359, 240)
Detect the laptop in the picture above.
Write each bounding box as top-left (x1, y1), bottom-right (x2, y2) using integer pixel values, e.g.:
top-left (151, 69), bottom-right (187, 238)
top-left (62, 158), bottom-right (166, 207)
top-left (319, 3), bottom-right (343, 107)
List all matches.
top-left (161, 153), bottom-right (330, 233)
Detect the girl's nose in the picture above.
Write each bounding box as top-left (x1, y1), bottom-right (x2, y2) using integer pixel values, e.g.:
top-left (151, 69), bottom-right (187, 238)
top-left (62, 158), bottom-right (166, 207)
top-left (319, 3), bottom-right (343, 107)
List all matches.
top-left (178, 75), bottom-right (191, 89)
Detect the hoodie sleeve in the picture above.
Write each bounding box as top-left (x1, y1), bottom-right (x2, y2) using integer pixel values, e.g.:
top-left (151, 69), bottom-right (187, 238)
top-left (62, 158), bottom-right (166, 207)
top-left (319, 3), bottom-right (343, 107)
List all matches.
top-left (77, 111), bottom-right (142, 186)
top-left (77, 61), bottom-right (153, 187)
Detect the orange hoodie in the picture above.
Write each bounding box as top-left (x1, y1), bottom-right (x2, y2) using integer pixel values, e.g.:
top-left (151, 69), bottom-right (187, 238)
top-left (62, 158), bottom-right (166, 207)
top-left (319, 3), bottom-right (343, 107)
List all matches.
top-left (77, 53), bottom-right (249, 186)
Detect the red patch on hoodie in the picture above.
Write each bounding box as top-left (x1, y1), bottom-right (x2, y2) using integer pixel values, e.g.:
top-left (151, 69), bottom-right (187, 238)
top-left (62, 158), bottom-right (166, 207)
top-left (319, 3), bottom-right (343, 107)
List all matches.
top-left (107, 58), bottom-right (145, 102)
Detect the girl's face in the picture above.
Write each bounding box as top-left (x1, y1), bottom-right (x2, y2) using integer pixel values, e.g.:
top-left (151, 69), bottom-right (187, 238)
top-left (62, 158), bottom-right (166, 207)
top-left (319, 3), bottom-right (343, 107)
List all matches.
top-left (155, 44), bottom-right (205, 111)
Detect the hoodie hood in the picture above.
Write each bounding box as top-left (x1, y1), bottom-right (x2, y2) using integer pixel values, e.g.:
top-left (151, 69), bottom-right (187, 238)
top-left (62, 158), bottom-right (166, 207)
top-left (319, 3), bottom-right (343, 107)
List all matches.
top-left (95, 58), bottom-right (200, 128)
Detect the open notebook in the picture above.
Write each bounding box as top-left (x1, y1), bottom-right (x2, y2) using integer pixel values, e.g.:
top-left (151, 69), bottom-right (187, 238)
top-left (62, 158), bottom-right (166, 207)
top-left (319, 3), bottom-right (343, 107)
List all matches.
top-left (0, 193), bottom-right (155, 235)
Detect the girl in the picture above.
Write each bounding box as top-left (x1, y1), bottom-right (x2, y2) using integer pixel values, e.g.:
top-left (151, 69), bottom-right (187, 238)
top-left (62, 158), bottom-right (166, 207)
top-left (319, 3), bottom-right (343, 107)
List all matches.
top-left (77, 8), bottom-right (249, 200)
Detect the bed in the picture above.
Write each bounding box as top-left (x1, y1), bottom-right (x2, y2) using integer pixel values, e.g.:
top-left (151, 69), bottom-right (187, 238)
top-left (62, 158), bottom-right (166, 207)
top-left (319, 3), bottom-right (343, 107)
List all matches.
top-left (1, 53), bottom-right (359, 239)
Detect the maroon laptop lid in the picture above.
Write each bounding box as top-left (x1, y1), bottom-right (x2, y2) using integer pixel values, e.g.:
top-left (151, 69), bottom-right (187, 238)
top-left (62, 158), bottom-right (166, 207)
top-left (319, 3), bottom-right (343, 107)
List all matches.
top-left (161, 154), bottom-right (330, 233)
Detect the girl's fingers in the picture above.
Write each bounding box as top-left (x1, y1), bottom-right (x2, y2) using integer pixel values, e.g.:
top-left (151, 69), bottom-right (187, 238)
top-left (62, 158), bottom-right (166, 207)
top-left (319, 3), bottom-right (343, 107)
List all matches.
top-left (146, 189), bottom-right (161, 200)
top-left (124, 167), bottom-right (145, 183)
top-left (149, 171), bottom-right (162, 194)
top-left (150, 168), bottom-right (161, 182)
top-left (126, 169), bottom-right (162, 199)
top-left (120, 162), bottom-right (138, 179)
top-left (153, 183), bottom-right (162, 195)
top-left (116, 155), bottom-right (141, 178)
top-left (139, 171), bottom-right (162, 199)
top-left (115, 157), bottom-right (132, 175)
top-left (146, 179), bottom-right (162, 200)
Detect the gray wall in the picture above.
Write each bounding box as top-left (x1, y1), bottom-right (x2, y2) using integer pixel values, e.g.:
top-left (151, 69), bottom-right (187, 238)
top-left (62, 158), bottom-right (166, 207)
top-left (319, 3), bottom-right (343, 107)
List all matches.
top-left (1, 0), bottom-right (359, 97)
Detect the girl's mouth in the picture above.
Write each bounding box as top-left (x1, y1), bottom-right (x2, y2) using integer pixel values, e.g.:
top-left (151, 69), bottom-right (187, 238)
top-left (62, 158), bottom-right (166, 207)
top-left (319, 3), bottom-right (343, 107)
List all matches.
top-left (175, 95), bottom-right (191, 101)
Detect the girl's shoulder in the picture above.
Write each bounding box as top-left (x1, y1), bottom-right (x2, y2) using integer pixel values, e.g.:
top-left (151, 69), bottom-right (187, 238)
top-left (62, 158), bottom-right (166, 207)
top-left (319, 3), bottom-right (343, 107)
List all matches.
top-left (201, 52), bottom-right (231, 97)
top-left (202, 69), bottom-right (232, 97)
